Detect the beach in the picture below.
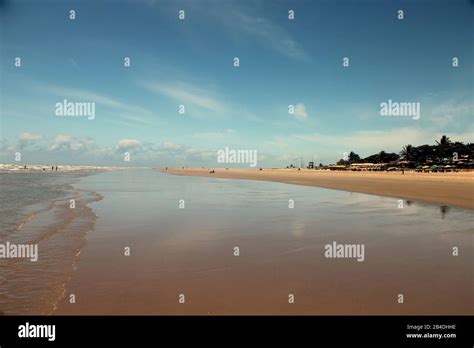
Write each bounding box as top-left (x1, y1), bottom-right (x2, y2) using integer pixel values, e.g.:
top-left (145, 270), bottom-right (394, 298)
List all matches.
top-left (51, 169), bottom-right (471, 315)
top-left (1, 168), bottom-right (472, 315)
top-left (162, 168), bottom-right (474, 210)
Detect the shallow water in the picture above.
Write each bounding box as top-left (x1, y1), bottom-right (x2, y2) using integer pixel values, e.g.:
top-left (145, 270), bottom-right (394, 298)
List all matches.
top-left (0, 172), bottom-right (101, 314)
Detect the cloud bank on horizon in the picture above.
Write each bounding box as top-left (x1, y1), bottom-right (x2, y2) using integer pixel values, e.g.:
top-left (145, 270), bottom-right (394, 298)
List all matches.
top-left (1, 0), bottom-right (473, 166)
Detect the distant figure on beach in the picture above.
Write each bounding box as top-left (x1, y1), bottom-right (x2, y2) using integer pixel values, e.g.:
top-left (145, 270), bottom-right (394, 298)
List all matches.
top-left (52, 166), bottom-right (54, 171)
top-left (210, 170), bottom-right (215, 173)
top-left (165, 167), bottom-right (168, 170)
top-left (23, 165), bottom-right (27, 170)
top-left (55, 166), bottom-right (58, 171)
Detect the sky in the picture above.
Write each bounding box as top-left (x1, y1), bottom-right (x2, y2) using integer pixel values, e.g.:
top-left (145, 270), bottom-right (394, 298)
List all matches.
top-left (0, 0), bottom-right (473, 166)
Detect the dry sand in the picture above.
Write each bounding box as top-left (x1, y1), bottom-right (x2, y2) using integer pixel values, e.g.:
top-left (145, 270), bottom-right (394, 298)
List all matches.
top-left (163, 168), bottom-right (474, 210)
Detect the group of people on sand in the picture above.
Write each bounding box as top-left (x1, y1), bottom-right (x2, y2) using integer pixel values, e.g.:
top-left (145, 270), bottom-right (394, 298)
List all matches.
top-left (21, 165), bottom-right (59, 171)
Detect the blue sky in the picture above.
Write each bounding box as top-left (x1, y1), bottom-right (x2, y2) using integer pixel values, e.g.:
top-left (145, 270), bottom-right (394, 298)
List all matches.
top-left (1, 0), bottom-right (473, 166)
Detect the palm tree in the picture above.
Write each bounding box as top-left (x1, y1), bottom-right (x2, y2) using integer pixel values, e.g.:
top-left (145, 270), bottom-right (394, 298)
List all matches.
top-left (436, 135), bottom-right (451, 146)
top-left (348, 151), bottom-right (361, 163)
top-left (400, 144), bottom-right (414, 161)
top-left (435, 135), bottom-right (452, 162)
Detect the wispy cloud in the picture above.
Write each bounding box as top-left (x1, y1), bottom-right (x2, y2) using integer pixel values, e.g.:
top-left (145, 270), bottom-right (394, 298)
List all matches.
top-left (234, 11), bottom-right (308, 60)
top-left (424, 97), bottom-right (472, 128)
top-left (142, 81), bottom-right (226, 113)
top-left (192, 129), bottom-right (236, 140)
top-left (41, 84), bottom-right (154, 121)
top-left (197, 2), bottom-right (309, 60)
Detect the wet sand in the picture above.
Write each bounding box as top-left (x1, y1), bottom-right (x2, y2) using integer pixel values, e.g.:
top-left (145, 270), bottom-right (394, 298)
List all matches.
top-left (53, 169), bottom-right (473, 315)
top-left (162, 168), bottom-right (474, 210)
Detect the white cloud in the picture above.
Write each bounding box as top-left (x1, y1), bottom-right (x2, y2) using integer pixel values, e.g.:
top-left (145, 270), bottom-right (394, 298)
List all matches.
top-left (50, 135), bottom-right (96, 152)
top-left (292, 103), bottom-right (308, 121)
top-left (19, 132), bottom-right (42, 141)
top-left (161, 141), bottom-right (182, 151)
top-left (18, 132), bottom-right (43, 150)
top-left (50, 135), bottom-right (73, 150)
top-left (116, 138), bottom-right (142, 152)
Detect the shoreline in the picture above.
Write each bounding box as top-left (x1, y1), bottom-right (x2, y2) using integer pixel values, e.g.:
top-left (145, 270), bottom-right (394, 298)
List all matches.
top-left (161, 167), bottom-right (474, 210)
top-left (0, 171), bottom-right (103, 314)
top-left (0, 163), bottom-right (128, 172)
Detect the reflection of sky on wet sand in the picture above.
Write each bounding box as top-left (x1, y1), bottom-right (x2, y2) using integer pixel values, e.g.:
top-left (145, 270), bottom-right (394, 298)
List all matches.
top-left (53, 168), bottom-right (473, 315)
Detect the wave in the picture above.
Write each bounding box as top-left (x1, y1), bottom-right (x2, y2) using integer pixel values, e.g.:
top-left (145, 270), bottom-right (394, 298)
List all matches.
top-left (0, 176), bottom-right (103, 315)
